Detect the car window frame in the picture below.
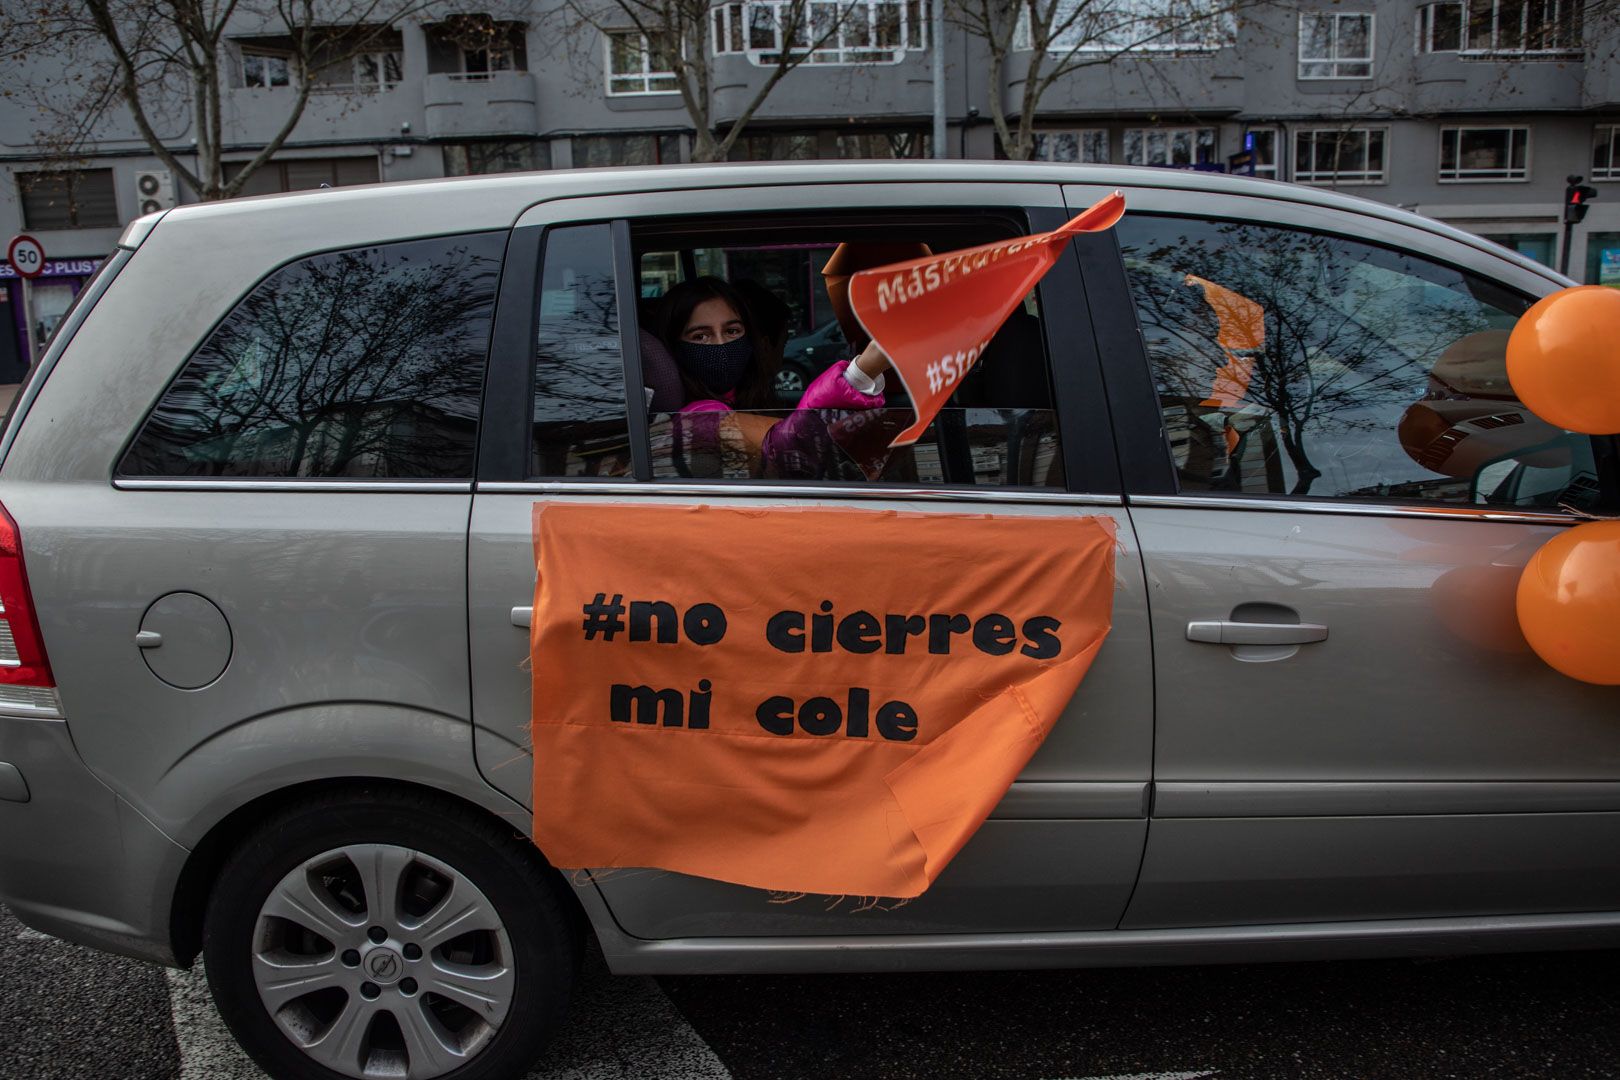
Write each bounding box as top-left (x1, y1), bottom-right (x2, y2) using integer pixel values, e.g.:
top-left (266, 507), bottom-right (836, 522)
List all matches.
top-left (1072, 187), bottom-right (1620, 520)
top-left (482, 194), bottom-right (1122, 499)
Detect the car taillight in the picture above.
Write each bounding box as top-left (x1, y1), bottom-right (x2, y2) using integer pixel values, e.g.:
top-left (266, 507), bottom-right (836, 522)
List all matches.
top-left (0, 501), bottom-right (56, 709)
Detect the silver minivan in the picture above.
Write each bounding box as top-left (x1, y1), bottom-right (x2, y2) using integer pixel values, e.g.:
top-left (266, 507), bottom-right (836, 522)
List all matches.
top-left (2, 161), bottom-right (1617, 1080)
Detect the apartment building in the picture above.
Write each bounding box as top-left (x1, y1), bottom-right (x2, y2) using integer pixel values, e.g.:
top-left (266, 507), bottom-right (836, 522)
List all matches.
top-left (1, 0), bottom-right (1617, 375)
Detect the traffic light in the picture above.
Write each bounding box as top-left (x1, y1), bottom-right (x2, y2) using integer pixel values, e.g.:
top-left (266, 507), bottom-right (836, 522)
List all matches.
top-left (1565, 175), bottom-right (1599, 225)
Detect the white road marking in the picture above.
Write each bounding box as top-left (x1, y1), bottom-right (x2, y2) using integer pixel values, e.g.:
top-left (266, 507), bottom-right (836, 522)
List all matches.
top-left (1053, 1072), bottom-right (1217, 1080)
top-left (13, 927), bottom-right (56, 943)
top-left (165, 946), bottom-right (732, 1080)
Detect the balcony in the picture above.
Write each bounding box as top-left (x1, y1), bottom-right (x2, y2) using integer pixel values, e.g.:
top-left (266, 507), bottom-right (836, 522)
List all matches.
top-left (709, 52), bottom-right (937, 126)
top-left (1410, 51), bottom-right (1583, 113)
top-left (423, 71), bottom-right (539, 138)
top-left (1004, 50), bottom-right (1246, 116)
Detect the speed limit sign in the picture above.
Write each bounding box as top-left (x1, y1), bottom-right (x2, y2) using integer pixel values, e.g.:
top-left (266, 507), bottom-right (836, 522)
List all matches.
top-left (7, 235), bottom-right (45, 279)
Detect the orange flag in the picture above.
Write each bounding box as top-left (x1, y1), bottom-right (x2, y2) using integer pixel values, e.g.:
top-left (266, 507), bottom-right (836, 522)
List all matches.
top-left (530, 503), bottom-right (1116, 899)
top-left (848, 191), bottom-right (1126, 447)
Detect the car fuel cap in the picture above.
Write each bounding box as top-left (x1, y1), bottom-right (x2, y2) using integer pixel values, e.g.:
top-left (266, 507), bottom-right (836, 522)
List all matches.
top-left (136, 591), bottom-right (232, 690)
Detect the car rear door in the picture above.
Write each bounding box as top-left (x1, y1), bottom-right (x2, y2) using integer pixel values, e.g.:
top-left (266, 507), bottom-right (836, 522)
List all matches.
top-left (1063, 181), bottom-right (1620, 929)
top-left (467, 180), bottom-right (1154, 937)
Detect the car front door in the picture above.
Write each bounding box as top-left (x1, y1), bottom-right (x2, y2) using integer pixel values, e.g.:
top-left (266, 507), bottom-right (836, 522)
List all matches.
top-left (467, 181), bottom-right (1154, 937)
top-left (1064, 182), bottom-right (1620, 929)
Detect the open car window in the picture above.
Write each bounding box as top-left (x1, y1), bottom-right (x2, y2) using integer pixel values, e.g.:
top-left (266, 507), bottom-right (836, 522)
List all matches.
top-left (622, 212), bottom-right (1064, 489)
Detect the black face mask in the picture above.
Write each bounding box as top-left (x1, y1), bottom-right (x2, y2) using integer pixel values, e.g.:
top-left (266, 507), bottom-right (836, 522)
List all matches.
top-left (674, 337), bottom-right (755, 397)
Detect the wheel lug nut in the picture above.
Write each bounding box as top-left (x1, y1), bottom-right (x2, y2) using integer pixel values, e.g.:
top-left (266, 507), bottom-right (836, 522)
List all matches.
top-left (403, 943), bottom-right (421, 961)
top-left (367, 926), bottom-right (387, 944)
top-left (341, 949), bottom-right (361, 967)
top-left (360, 982), bottom-right (380, 1000)
top-left (399, 977), bottom-right (418, 995)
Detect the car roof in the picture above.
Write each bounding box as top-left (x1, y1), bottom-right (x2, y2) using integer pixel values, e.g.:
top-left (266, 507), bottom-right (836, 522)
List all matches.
top-left (127, 161), bottom-right (1566, 287)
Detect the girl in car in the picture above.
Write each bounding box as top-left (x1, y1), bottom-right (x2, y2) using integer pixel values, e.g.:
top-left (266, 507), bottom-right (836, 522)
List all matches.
top-left (649, 276), bottom-right (894, 478)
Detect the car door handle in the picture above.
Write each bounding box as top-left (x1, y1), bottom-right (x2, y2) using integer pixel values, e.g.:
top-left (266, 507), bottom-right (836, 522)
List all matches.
top-left (135, 630), bottom-right (163, 649)
top-left (511, 607), bottom-right (533, 629)
top-left (1186, 620), bottom-right (1328, 646)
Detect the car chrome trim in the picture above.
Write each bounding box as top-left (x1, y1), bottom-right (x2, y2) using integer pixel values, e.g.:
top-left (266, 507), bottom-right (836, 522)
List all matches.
top-left (591, 906), bottom-right (1620, 975)
top-left (1127, 494), bottom-right (1578, 525)
top-left (477, 481), bottom-right (1124, 506)
top-left (111, 479), bottom-right (473, 493)
top-left (1154, 781), bottom-right (1620, 818)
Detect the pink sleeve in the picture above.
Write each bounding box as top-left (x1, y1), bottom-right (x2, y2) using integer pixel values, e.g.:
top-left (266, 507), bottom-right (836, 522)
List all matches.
top-left (796, 361), bottom-right (885, 412)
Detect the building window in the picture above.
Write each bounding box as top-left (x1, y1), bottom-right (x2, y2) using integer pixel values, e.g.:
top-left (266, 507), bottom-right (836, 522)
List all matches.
top-left (1480, 232), bottom-right (1555, 267)
top-left (1593, 126), bottom-right (1620, 181)
top-left (16, 169), bottom-right (120, 229)
top-left (1244, 129), bottom-right (1279, 177)
top-left (1588, 233), bottom-right (1620, 287)
top-left (713, 0), bottom-right (927, 65)
top-left (1123, 127), bottom-right (1216, 168)
top-left (1439, 127), bottom-right (1528, 182)
top-left (1298, 12), bottom-right (1372, 78)
top-left (1462, 0), bottom-right (1580, 52)
top-left (444, 141), bottom-right (547, 175)
top-left (573, 133), bottom-right (683, 167)
top-left (1293, 128), bottom-right (1387, 184)
top-left (1416, 2), bottom-right (1464, 51)
top-left (462, 42), bottom-right (517, 75)
top-left (1033, 130), bottom-right (1109, 163)
top-left (242, 49), bottom-right (292, 88)
top-left (606, 30), bottom-right (679, 94)
top-left (353, 49), bottom-right (402, 87)
top-left (728, 131), bottom-right (822, 160)
top-left (1015, 0), bottom-right (1233, 53)
top-left (222, 157), bottom-right (379, 197)
top-left (836, 130), bottom-right (930, 158)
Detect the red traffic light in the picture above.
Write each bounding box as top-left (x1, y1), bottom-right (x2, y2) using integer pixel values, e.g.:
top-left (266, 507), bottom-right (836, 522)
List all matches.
top-left (1565, 180), bottom-right (1599, 224)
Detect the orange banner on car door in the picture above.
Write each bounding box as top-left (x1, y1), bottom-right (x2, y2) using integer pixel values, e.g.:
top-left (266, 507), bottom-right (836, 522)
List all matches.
top-left (529, 503), bottom-right (1116, 899)
top-left (848, 191), bottom-right (1126, 447)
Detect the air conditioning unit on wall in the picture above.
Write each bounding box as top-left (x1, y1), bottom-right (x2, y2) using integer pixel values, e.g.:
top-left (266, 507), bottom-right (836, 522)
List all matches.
top-left (134, 169), bottom-right (177, 215)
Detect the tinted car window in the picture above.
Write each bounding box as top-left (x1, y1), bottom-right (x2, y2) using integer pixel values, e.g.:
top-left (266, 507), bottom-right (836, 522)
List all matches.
top-left (531, 224), bottom-right (631, 478)
top-left (121, 233), bottom-right (502, 479)
top-left (1119, 215), bottom-right (1597, 510)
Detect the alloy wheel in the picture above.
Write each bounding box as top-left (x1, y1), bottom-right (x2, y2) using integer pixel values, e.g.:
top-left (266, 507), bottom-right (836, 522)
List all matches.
top-left (250, 843), bottom-right (515, 1079)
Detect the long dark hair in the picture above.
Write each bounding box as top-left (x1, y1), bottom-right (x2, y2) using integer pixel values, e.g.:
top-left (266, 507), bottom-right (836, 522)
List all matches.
top-left (655, 276), bottom-right (780, 411)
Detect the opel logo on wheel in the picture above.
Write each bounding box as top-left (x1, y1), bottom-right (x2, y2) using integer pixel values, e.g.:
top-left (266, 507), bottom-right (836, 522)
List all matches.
top-left (366, 951), bottom-right (401, 981)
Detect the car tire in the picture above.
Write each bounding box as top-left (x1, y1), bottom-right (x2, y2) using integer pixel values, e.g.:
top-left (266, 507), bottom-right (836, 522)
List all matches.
top-left (202, 786), bottom-right (580, 1080)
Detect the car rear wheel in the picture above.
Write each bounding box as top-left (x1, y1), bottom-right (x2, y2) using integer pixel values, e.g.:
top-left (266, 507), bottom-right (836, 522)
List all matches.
top-left (203, 789), bottom-right (578, 1080)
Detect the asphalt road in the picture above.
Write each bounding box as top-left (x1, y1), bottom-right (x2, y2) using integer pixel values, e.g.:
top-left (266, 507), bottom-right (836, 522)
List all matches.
top-left (3, 904), bottom-right (1618, 1080)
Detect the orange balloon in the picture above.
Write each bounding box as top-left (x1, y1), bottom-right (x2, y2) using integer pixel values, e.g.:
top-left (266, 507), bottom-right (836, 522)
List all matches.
top-left (1516, 521), bottom-right (1620, 684)
top-left (1505, 286), bottom-right (1620, 435)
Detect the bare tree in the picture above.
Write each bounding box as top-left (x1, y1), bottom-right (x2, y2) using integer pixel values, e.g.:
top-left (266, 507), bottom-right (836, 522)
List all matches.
top-left (562, 0), bottom-right (868, 161)
top-left (0, 0), bottom-right (436, 201)
top-left (953, 0), bottom-right (1264, 160)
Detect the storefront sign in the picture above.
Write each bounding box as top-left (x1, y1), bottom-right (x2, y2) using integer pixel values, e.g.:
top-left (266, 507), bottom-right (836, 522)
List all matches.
top-left (0, 257), bottom-right (100, 280)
